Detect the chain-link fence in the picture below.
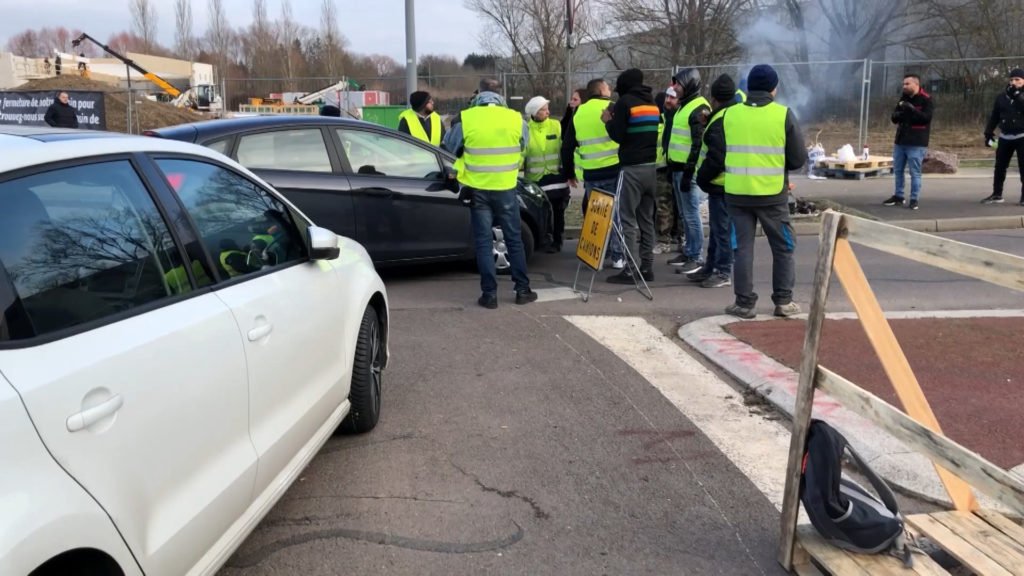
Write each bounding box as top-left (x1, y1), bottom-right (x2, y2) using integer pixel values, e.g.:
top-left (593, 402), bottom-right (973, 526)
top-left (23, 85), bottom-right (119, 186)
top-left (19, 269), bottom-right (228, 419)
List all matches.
top-left (227, 56), bottom-right (1024, 161)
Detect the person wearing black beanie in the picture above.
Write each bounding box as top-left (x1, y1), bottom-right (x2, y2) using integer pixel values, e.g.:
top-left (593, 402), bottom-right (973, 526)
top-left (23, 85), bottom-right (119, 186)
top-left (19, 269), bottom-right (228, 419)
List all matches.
top-left (690, 74), bottom-right (741, 289)
top-left (981, 68), bottom-right (1024, 205)
top-left (398, 90), bottom-right (445, 146)
top-left (708, 64), bottom-right (807, 320)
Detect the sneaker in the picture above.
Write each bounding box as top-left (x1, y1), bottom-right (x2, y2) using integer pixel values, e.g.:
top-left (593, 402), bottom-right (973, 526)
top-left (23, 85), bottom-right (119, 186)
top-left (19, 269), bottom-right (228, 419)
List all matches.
top-left (667, 254), bottom-right (688, 266)
top-left (639, 267), bottom-right (654, 282)
top-left (773, 302), bottom-right (801, 317)
top-left (725, 303), bottom-right (756, 319)
top-left (882, 195), bottom-right (904, 207)
top-left (679, 259), bottom-right (703, 274)
top-left (701, 273), bottom-right (732, 288)
top-left (982, 194), bottom-right (1005, 204)
top-left (908, 199), bottom-right (919, 210)
top-left (684, 269), bottom-right (713, 282)
top-left (478, 294), bottom-right (498, 309)
top-left (611, 258), bottom-right (626, 270)
top-left (545, 244), bottom-right (561, 254)
top-left (607, 269), bottom-right (636, 285)
top-left (653, 242), bottom-right (673, 255)
top-left (515, 290), bottom-right (538, 305)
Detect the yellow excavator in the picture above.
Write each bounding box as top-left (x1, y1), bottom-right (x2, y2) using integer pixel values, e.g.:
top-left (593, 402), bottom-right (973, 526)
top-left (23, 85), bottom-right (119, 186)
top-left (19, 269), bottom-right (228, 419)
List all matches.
top-left (71, 32), bottom-right (182, 97)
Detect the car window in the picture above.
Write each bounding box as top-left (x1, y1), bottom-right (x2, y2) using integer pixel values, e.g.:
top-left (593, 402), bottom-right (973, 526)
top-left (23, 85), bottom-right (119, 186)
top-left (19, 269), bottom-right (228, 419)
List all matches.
top-left (207, 138), bottom-right (231, 155)
top-left (155, 159), bottom-right (307, 280)
top-left (0, 161), bottom-right (191, 341)
top-left (236, 129), bottom-right (332, 173)
top-left (336, 129), bottom-right (442, 179)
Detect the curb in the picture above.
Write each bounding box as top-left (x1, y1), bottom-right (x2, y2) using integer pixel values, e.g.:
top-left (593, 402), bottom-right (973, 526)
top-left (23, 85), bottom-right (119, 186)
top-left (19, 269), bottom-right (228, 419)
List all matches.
top-left (564, 215), bottom-right (1024, 240)
top-left (677, 311), bottom-right (1024, 515)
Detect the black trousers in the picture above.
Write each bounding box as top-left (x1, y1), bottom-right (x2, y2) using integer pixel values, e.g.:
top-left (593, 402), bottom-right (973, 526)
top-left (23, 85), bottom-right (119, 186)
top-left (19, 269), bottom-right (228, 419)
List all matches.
top-left (993, 136), bottom-right (1024, 199)
top-left (538, 174), bottom-right (569, 246)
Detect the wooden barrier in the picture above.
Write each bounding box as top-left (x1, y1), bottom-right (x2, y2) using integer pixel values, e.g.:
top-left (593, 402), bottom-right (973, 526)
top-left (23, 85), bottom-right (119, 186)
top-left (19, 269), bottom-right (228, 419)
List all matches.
top-left (777, 211), bottom-right (1024, 575)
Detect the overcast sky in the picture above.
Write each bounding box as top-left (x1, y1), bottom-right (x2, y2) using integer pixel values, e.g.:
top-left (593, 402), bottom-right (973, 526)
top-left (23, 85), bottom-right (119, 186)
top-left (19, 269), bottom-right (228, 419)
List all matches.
top-left (2, 0), bottom-right (483, 62)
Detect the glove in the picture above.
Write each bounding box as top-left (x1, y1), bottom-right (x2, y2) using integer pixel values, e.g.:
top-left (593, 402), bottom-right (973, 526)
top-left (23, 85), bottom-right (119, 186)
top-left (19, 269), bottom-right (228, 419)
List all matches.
top-left (458, 186), bottom-right (474, 207)
top-left (985, 134), bottom-right (995, 146)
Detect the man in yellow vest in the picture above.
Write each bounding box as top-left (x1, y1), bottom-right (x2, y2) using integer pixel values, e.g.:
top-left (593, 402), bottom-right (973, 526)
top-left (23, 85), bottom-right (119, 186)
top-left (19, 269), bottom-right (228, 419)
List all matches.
top-left (691, 74), bottom-right (742, 289)
top-left (564, 78), bottom-right (625, 268)
top-left (666, 68), bottom-right (711, 274)
top-left (710, 64), bottom-right (807, 319)
top-left (447, 78), bottom-right (537, 309)
top-left (398, 91), bottom-right (444, 146)
top-left (524, 95), bottom-right (569, 252)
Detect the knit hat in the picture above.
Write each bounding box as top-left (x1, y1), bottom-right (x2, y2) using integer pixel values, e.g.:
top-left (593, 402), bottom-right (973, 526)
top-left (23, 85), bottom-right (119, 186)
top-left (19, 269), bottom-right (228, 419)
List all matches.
top-left (319, 104), bottom-right (341, 117)
top-left (615, 68), bottom-right (645, 94)
top-left (1010, 68), bottom-right (1024, 80)
top-left (665, 86), bottom-right (678, 98)
top-left (747, 64), bottom-right (779, 92)
top-left (409, 91), bottom-right (431, 111)
top-left (710, 74), bottom-right (736, 102)
top-left (525, 96), bottom-right (550, 119)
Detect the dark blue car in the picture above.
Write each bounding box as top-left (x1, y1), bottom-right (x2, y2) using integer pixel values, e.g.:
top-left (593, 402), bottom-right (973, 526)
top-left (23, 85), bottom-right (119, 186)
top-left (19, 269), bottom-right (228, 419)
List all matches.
top-left (150, 116), bottom-right (552, 268)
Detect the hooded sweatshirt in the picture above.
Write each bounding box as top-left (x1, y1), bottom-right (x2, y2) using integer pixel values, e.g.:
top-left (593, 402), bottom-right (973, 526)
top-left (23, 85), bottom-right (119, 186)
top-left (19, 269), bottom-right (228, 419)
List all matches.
top-left (605, 73), bottom-right (659, 167)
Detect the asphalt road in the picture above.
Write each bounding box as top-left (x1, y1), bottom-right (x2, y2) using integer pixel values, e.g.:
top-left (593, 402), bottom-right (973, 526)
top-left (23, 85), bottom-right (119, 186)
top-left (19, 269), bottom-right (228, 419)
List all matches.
top-left (218, 228), bottom-right (1024, 575)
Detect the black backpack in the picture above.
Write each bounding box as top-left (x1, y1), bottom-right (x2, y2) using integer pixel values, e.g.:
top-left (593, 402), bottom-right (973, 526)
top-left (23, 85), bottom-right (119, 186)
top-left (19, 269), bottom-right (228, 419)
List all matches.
top-left (800, 420), bottom-right (913, 566)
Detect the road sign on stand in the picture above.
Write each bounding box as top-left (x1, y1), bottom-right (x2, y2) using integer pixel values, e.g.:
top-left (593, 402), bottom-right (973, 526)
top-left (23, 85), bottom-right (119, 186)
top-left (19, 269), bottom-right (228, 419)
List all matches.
top-left (573, 187), bottom-right (652, 302)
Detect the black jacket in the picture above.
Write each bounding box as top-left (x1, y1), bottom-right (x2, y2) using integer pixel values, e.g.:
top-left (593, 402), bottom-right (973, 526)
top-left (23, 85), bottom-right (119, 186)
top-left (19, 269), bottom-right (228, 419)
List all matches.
top-left (561, 96), bottom-right (620, 182)
top-left (44, 101), bottom-right (79, 128)
top-left (667, 92), bottom-right (710, 173)
top-left (397, 113), bottom-right (445, 143)
top-left (892, 91), bottom-right (933, 147)
top-left (985, 88), bottom-right (1024, 138)
top-left (695, 101), bottom-right (739, 196)
top-left (605, 85), bottom-right (659, 167)
top-left (703, 91), bottom-right (806, 207)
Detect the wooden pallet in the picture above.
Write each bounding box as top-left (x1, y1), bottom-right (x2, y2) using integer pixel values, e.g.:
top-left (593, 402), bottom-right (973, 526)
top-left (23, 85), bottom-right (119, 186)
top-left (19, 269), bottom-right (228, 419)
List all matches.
top-left (819, 156), bottom-right (895, 171)
top-left (907, 510), bottom-right (1024, 575)
top-left (794, 525), bottom-right (951, 575)
top-left (822, 166), bottom-right (894, 180)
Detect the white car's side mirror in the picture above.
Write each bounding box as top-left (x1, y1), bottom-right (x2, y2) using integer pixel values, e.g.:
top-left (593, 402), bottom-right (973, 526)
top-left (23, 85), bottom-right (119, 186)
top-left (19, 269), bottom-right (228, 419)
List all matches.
top-left (308, 226), bottom-right (341, 260)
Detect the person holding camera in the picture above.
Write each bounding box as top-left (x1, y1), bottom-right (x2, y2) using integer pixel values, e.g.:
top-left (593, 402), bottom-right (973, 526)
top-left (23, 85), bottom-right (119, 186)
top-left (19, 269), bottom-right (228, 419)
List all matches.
top-left (982, 69), bottom-right (1024, 205)
top-left (883, 74), bottom-right (933, 211)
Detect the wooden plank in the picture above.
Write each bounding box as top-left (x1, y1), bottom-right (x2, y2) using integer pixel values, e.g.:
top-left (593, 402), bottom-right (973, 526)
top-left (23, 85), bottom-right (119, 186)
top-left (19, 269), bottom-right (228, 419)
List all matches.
top-left (976, 509), bottom-right (1024, 546)
top-left (778, 211), bottom-right (843, 570)
top-left (846, 545), bottom-right (951, 576)
top-left (793, 543), bottom-right (828, 576)
top-left (796, 525), bottom-right (873, 575)
top-left (843, 216), bottom-right (1024, 294)
top-left (831, 238), bottom-right (978, 512)
top-left (908, 514), bottom-right (1014, 576)
top-left (932, 511), bottom-right (1024, 572)
top-left (816, 367), bottom-right (1024, 514)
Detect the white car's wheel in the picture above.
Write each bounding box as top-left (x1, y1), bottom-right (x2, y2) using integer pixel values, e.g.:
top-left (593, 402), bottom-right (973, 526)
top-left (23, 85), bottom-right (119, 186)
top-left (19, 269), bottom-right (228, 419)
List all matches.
top-left (340, 306), bottom-right (384, 434)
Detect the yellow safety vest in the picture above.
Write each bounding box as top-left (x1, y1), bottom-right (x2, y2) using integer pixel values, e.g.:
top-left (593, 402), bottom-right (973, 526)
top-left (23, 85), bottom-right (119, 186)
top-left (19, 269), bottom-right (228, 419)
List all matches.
top-left (525, 118), bottom-right (561, 182)
top-left (456, 105), bottom-right (524, 191)
top-left (723, 102), bottom-right (789, 196)
top-left (573, 98), bottom-right (619, 171)
top-left (656, 115), bottom-right (666, 168)
top-left (399, 109), bottom-right (441, 146)
top-left (736, 89), bottom-right (747, 103)
top-left (220, 250), bottom-right (249, 277)
top-left (668, 96), bottom-right (709, 163)
top-left (696, 107), bottom-right (729, 187)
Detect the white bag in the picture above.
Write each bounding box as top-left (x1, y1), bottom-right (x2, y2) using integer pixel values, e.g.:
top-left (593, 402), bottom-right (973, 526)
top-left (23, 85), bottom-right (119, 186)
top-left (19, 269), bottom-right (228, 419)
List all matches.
top-left (837, 144), bottom-right (857, 162)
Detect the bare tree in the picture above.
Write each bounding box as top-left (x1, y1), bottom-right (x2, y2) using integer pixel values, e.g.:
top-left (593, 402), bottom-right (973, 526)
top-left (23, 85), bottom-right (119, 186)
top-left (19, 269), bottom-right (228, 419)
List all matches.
top-left (205, 0), bottom-right (233, 81)
top-left (320, 0), bottom-right (346, 77)
top-left (129, 0), bottom-right (159, 52)
top-left (279, 0), bottom-right (301, 87)
top-left (175, 0), bottom-right (194, 61)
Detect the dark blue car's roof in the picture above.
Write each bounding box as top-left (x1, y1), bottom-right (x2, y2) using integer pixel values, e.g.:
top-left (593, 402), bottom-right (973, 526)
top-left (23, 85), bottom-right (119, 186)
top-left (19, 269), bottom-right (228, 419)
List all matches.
top-left (150, 115), bottom-right (374, 143)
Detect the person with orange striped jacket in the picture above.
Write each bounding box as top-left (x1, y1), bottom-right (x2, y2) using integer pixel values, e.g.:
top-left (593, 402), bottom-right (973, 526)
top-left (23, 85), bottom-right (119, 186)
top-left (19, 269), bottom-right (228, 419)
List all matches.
top-left (601, 68), bottom-right (660, 285)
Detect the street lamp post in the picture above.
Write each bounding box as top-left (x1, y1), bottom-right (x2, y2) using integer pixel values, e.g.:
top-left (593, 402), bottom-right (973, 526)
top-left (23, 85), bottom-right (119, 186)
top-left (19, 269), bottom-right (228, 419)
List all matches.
top-left (405, 0), bottom-right (417, 105)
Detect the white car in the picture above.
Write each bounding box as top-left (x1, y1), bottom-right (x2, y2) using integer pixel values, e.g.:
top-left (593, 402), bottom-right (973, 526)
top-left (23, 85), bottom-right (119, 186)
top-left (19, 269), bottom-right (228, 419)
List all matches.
top-left (0, 127), bottom-right (389, 576)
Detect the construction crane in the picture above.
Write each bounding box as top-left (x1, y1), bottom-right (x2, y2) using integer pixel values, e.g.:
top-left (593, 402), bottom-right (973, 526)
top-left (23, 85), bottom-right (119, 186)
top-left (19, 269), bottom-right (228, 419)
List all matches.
top-left (71, 33), bottom-right (181, 98)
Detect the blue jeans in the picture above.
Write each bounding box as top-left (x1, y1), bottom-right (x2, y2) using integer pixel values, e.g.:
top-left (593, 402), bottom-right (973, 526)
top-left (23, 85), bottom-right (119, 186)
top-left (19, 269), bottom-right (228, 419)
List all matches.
top-left (673, 171), bottom-right (705, 260)
top-left (893, 145), bottom-right (926, 201)
top-left (471, 188), bottom-right (530, 296)
top-left (584, 176), bottom-right (623, 262)
top-left (699, 194), bottom-right (733, 276)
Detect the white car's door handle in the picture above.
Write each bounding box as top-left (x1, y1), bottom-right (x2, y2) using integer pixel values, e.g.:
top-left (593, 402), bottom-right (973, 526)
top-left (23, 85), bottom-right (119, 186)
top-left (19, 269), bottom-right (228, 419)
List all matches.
top-left (67, 395), bottom-right (124, 433)
top-left (248, 324), bottom-right (274, 341)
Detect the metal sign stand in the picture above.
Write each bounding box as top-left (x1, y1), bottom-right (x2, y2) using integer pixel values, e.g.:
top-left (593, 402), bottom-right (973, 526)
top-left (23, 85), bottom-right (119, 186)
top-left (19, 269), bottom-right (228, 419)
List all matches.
top-left (573, 190), bottom-right (654, 302)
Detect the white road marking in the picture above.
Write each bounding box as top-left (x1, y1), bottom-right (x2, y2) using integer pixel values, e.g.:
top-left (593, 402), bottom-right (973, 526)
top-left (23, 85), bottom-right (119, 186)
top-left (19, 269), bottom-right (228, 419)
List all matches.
top-left (566, 315), bottom-right (795, 512)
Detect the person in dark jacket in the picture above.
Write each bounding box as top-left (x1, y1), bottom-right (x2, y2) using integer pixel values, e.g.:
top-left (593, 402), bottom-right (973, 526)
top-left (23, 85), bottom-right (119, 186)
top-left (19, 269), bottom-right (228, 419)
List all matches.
top-left (883, 74), bottom-right (933, 210)
top-left (692, 74), bottom-right (741, 289)
top-left (398, 91), bottom-right (445, 146)
top-left (666, 68), bottom-right (711, 273)
top-left (602, 68), bottom-right (659, 284)
top-left (44, 92), bottom-right (79, 129)
top-left (982, 68), bottom-right (1024, 205)
top-left (704, 64), bottom-right (806, 319)
top-left (560, 87), bottom-right (586, 187)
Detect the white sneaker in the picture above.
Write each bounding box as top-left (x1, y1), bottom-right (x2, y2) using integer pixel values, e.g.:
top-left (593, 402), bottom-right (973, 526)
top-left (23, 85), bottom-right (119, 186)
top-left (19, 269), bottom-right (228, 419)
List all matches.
top-left (653, 242), bottom-right (672, 255)
top-left (611, 258), bottom-right (626, 269)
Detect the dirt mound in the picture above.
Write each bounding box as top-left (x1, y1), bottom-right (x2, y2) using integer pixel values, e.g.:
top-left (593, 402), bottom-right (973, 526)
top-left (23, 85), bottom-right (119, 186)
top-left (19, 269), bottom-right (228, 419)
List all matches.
top-left (16, 76), bottom-right (202, 133)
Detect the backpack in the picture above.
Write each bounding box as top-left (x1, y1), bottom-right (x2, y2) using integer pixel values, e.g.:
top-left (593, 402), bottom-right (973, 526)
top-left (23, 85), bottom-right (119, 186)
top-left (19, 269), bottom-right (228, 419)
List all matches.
top-left (800, 420), bottom-right (913, 566)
